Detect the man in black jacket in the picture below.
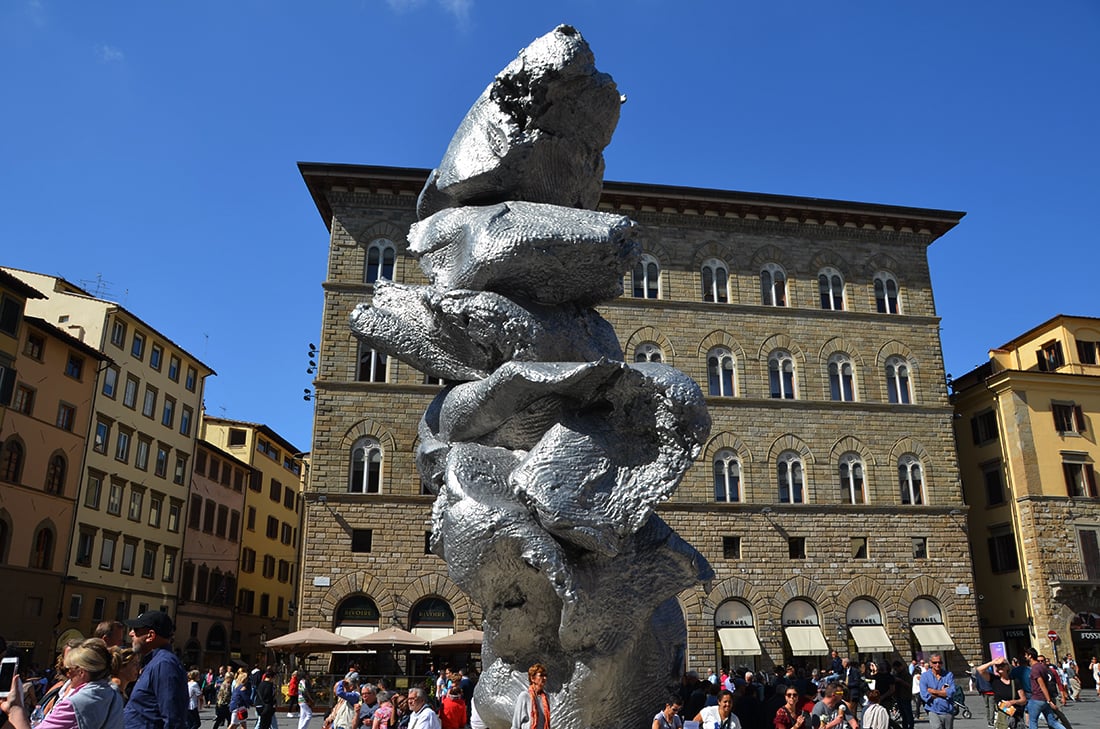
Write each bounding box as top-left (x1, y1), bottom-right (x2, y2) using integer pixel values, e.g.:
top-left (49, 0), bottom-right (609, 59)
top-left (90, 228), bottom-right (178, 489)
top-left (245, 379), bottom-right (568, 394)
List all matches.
top-left (256, 671), bottom-right (278, 729)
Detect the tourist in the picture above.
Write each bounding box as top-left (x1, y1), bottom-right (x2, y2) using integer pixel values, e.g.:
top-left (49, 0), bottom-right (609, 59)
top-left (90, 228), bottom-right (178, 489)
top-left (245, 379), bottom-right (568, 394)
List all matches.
top-left (1091, 656), bottom-right (1100, 697)
top-left (1024, 648), bottom-right (1066, 729)
top-left (772, 687), bottom-right (805, 729)
top-left (330, 680), bottom-right (361, 729)
top-left (123, 611), bottom-right (187, 729)
top-left (295, 670), bottom-right (314, 729)
top-left (372, 690), bottom-right (396, 729)
top-left (511, 664), bottom-right (550, 729)
top-left (212, 668), bottom-right (234, 729)
top-left (187, 670), bottom-right (204, 729)
top-left (653, 695), bottom-right (684, 729)
top-left (95, 621), bottom-right (126, 649)
top-left (256, 670), bottom-right (278, 729)
top-left (988, 661), bottom-right (1025, 729)
top-left (909, 666), bottom-right (922, 721)
top-left (890, 661), bottom-right (913, 729)
top-left (230, 671), bottom-right (254, 729)
top-left (918, 654), bottom-right (955, 729)
top-left (861, 690), bottom-right (889, 729)
top-left (694, 688), bottom-right (739, 729)
top-left (406, 687), bottom-right (441, 729)
top-left (439, 686), bottom-right (465, 729)
top-left (971, 657), bottom-right (1000, 727)
top-left (1, 638), bottom-right (123, 729)
top-left (109, 648), bottom-right (140, 701)
top-left (286, 671), bottom-right (299, 719)
top-left (810, 682), bottom-right (856, 729)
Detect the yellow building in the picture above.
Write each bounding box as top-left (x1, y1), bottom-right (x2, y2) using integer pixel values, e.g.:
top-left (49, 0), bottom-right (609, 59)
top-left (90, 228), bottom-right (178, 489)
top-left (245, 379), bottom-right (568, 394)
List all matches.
top-left (200, 417), bottom-right (305, 665)
top-left (3, 267), bottom-right (214, 641)
top-left (952, 314), bottom-right (1100, 679)
top-left (0, 269), bottom-right (46, 429)
top-left (3, 271), bottom-right (111, 668)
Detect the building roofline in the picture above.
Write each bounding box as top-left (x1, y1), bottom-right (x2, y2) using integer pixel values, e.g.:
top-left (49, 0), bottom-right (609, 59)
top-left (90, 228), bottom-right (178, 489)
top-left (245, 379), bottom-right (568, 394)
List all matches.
top-left (202, 415), bottom-right (303, 457)
top-left (0, 268), bottom-right (48, 300)
top-left (994, 314), bottom-right (1100, 352)
top-left (24, 315), bottom-right (112, 363)
top-left (197, 437), bottom-right (258, 472)
top-left (297, 161), bottom-right (966, 240)
top-left (2, 266), bottom-right (217, 376)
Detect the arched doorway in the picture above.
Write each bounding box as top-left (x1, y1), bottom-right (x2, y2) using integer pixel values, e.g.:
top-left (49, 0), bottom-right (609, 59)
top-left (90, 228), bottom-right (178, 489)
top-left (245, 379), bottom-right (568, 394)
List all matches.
top-left (333, 595), bottom-right (383, 675)
top-left (781, 598), bottom-right (829, 668)
top-left (207, 624), bottom-right (229, 665)
top-left (409, 597), bottom-right (454, 676)
top-left (183, 638), bottom-right (201, 668)
top-left (714, 599), bottom-right (761, 674)
top-left (845, 598), bottom-right (894, 659)
top-left (908, 597), bottom-right (955, 660)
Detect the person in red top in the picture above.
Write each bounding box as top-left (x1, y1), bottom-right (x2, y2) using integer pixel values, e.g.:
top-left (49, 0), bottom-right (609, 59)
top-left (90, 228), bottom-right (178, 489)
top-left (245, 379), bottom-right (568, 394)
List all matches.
top-left (773, 687), bottom-right (807, 729)
top-left (440, 686), bottom-right (466, 729)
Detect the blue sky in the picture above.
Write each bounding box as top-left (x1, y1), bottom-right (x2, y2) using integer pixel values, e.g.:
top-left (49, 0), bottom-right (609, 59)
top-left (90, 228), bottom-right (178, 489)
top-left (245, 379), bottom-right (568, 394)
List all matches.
top-left (2, 1), bottom-right (1098, 451)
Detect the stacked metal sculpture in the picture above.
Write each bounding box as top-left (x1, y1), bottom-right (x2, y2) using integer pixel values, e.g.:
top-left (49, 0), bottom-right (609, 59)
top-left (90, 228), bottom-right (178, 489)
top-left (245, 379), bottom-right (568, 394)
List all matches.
top-left (350, 25), bottom-right (714, 729)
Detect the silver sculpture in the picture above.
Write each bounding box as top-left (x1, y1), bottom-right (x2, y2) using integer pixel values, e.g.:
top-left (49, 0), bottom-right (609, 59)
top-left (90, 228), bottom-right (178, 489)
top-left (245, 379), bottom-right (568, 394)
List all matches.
top-left (351, 25), bottom-right (713, 729)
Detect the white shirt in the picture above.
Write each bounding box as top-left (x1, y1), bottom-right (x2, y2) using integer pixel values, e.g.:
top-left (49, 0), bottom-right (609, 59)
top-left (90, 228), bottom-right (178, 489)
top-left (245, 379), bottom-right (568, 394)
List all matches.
top-left (698, 706), bottom-right (740, 729)
top-left (408, 706), bottom-right (441, 729)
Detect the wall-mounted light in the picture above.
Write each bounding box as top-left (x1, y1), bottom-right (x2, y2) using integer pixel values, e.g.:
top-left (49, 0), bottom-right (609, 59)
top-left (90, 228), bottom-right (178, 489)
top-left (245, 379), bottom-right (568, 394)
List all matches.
top-left (761, 507), bottom-right (773, 515)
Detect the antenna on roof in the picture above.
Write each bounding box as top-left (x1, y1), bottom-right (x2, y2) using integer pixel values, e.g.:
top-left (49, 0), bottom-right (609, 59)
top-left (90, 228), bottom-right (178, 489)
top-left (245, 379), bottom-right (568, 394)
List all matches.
top-left (79, 273), bottom-right (114, 298)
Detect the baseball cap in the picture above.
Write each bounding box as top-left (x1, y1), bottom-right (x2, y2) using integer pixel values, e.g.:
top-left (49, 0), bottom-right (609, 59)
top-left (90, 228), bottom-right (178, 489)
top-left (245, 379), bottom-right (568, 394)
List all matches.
top-left (126, 610), bottom-right (175, 637)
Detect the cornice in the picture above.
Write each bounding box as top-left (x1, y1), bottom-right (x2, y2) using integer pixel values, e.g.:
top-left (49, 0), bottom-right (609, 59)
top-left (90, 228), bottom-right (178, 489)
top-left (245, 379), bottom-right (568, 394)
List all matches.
top-left (299, 162), bottom-right (965, 241)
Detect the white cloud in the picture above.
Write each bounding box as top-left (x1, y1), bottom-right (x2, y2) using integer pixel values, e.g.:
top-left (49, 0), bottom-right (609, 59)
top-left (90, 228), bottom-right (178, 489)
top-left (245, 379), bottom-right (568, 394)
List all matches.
top-left (96, 44), bottom-right (124, 63)
top-left (439, 0), bottom-right (471, 24)
top-left (385, 0), bottom-right (471, 24)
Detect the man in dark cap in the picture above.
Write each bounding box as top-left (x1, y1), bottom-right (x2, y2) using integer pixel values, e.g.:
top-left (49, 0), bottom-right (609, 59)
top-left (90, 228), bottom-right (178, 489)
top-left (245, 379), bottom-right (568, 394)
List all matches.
top-left (124, 611), bottom-right (188, 729)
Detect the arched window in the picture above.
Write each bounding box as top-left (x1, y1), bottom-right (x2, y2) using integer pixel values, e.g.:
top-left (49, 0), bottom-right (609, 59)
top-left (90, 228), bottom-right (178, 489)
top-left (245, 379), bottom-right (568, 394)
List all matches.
top-left (350, 438), bottom-right (383, 494)
top-left (0, 439), bottom-right (24, 483)
top-left (365, 239), bottom-right (396, 284)
top-left (874, 272), bottom-right (900, 314)
top-left (899, 455), bottom-right (924, 505)
top-left (777, 451), bottom-right (805, 504)
top-left (713, 450), bottom-right (741, 502)
top-left (760, 263), bottom-right (787, 307)
top-left (768, 350), bottom-right (797, 399)
top-left (818, 268), bottom-right (845, 310)
top-left (839, 453), bottom-right (866, 504)
top-left (632, 254), bottom-right (660, 299)
top-left (885, 356), bottom-right (913, 404)
top-left (357, 342), bottom-right (387, 383)
top-left (634, 343), bottom-right (663, 363)
top-left (707, 348), bottom-right (737, 397)
top-left (828, 353), bottom-right (856, 402)
top-left (45, 453), bottom-right (66, 495)
top-left (701, 259), bottom-right (729, 303)
top-left (30, 525), bottom-right (53, 570)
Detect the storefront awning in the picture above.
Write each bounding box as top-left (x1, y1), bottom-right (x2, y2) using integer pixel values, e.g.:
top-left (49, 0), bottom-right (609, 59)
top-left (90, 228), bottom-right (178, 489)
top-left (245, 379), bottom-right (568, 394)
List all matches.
top-left (718, 628), bottom-right (762, 656)
top-left (784, 626), bottom-right (830, 656)
top-left (912, 624), bottom-right (955, 652)
top-left (335, 626), bottom-right (379, 640)
top-left (850, 625), bottom-right (894, 653)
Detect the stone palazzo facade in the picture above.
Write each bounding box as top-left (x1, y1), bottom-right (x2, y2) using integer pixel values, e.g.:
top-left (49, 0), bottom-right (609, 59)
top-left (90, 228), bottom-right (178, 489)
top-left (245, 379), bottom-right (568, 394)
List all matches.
top-left (298, 163), bottom-right (981, 675)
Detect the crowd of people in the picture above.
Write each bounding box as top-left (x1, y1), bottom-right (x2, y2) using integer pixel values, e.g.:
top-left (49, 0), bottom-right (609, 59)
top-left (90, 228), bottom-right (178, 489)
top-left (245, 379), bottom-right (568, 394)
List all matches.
top-left (4, 623), bottom-right (1098, 729)
top-left (670, 649), bottom-right (1096, 729)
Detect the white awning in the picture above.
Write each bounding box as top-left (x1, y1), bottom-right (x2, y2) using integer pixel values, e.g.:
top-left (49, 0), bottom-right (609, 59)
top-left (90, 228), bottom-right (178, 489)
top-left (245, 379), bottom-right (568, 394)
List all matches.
top-left (784, 626), bottom-right (830, 656)
top-left (850, 625), bottom-right (894, 653)
top-left (911, 624), bottom-right (955, 652)
top-left (335, 626), bottom-right (379, 640)
top-left (411, 627), bottom-right (453, 641)
top-left (718, 628), bottom-right (762, 656)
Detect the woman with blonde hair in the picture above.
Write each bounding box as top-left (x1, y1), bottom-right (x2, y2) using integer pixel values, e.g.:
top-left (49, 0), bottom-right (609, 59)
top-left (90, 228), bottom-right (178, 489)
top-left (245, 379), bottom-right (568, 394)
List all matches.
top-left (2, 638), bottom-right (123, 729)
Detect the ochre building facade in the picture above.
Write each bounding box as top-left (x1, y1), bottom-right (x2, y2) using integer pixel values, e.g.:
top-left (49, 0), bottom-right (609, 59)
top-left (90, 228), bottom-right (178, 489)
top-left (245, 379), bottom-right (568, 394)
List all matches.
top-left (299, 163), bottom-right (981, 675)
top-left (952, 315), bottom-right (1100, 685)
